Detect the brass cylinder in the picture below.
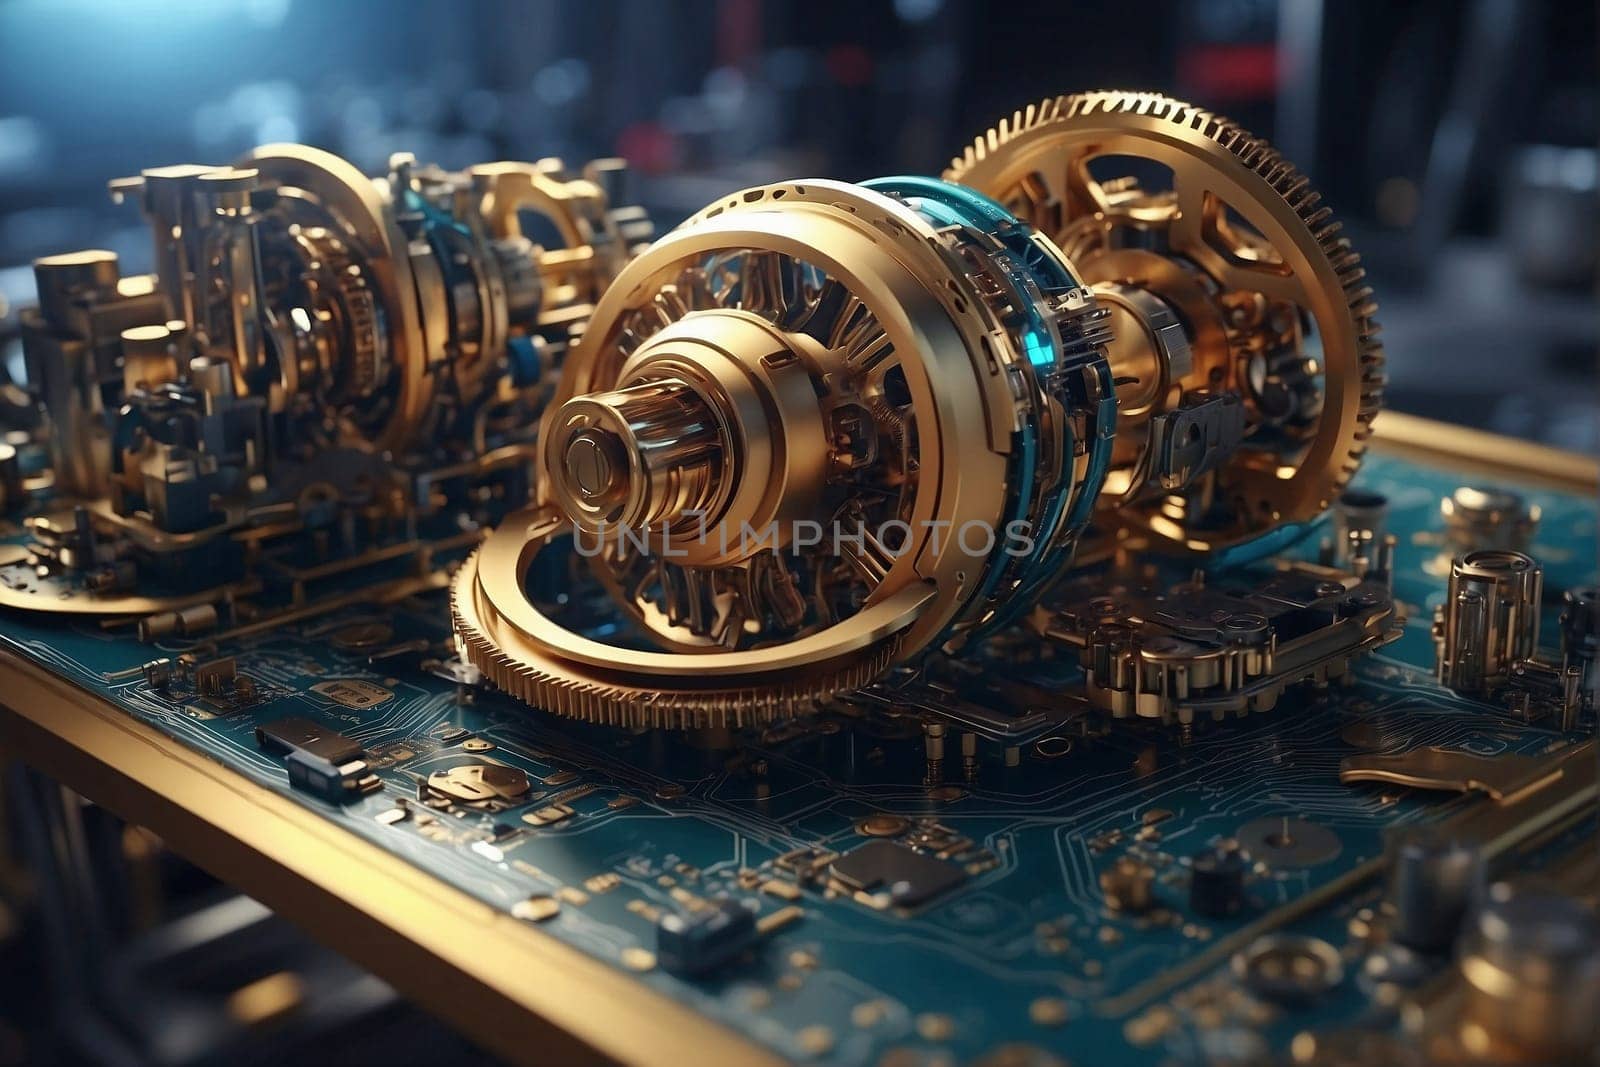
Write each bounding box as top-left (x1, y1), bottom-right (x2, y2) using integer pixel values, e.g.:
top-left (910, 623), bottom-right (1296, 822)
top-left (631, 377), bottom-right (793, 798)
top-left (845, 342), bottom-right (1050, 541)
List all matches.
top-left (121, 324), bottom-right (180, 393)
top-left (1434, 550), bottom-right (1542, 693)
top-left (545, 378), bottom-right (727, 536)
top-left (33, 249), bottom-right (120, 324)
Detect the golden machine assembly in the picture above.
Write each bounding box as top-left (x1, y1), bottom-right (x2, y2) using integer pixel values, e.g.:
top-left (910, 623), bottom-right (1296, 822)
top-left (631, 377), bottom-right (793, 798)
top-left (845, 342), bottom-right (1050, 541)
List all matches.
top-left (0, 92), bottom-right (1594, 1067)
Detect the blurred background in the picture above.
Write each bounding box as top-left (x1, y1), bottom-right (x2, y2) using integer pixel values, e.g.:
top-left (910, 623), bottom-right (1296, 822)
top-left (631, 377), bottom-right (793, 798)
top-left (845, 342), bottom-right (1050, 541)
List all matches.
top-left (0, 0), bottom-right (1595, 450)
top-left (0, 1), bottom-right (1592, 1063)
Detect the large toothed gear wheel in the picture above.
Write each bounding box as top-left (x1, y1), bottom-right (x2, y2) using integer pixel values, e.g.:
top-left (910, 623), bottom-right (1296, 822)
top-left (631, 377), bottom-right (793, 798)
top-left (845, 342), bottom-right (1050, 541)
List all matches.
top-left (947, 90), bottom-right (1385, 551)
top-left (453, 178), bottom-right (1115, 726)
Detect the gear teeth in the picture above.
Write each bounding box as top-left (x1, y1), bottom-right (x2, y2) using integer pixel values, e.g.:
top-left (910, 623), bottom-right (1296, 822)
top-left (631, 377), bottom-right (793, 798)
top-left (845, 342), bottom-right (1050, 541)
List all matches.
top-left (450, 551), bottom-right (903, 730)
top-left (945, 88), bottom-right (1386, 505)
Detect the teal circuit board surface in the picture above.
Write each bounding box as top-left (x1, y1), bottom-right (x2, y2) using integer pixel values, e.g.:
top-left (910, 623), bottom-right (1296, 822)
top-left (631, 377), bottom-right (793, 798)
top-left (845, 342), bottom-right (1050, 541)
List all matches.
top-left (0, 449), bottom-right (1595, 1067)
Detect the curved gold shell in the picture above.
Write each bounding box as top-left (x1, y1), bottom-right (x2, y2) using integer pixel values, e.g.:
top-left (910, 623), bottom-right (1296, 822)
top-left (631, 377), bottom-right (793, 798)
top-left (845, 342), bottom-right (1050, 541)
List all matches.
top-left (456, 180), bottom-right (1074, 722)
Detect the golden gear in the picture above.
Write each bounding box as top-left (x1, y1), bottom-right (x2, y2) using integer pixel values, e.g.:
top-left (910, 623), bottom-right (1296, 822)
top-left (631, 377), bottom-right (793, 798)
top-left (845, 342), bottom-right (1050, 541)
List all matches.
top-left (454, 178), bottom-right (1106, 725)
top-left (451, 508), bottom-right (916, 728)
top-left (453, 93), bottom-right (1386, 727)
top-left (946, 90), bottom-right (1385, 550)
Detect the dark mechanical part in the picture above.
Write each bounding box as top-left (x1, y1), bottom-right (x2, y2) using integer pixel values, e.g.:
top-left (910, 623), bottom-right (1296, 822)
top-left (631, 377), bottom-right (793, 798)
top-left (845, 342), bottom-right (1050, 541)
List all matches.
top-left (255, 716), bottom-right (365, 766)
top-left (1384, 829), bottom-right (1485, 954)
top-left (1558, 585), bottom-right (1599, 710)
top-left (285, 748), bottom-right (381, 805)
top-left (1433, 550), bottom-right (1541, 693)
top-left (0, 442), bottom-right (23, 513)
top-left (1458, 884), bottom-right (1600, 1064)
top-left (1235, 816), bottom-right (1343, 868)
top-left (1100, 856), bottom-right (1156, 914)
top-left (1231, 934), bottom-right (1344, 1005)
top-left (828, 840), bottom-right (968, 908)
top-left (1036, 564), bottom-right (1401, 725)
top-left (1188, 843), bottom-right (1250, 918)
top-left (656, 898), bottom-right (759, 976)
top-left (1504, 657), bottom-right (1587, 730)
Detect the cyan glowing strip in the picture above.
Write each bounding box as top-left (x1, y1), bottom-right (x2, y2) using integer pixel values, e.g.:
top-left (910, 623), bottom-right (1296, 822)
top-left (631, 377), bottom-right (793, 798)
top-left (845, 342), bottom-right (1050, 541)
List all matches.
top-left (864, 176), bottom-right (1116, 643)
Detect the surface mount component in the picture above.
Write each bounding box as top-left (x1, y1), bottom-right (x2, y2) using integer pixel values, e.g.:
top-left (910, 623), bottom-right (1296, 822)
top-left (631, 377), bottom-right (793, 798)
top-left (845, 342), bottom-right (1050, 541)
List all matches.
top-left (4, 146), bottom-right (650, 618)
top-left (1188, 843), bottom-right (1249, 918)
top-left (656, 898), bottom-right (759, 976)
top-left (256, 715), bottom-right (364, 765)
top-left (454, 91), bottom-right (1385, 725)
top-left (828, 840), bottom-right (967, 908)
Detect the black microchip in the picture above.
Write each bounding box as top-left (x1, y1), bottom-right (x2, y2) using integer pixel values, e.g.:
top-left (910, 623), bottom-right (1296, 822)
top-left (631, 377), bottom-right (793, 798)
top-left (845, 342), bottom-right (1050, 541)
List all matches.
top-left (255, 716), bottom-right (363, 764)
top-left (656, 898), bottom-right (758, 976)
top-left (829, 840), bottom-right (967, 907)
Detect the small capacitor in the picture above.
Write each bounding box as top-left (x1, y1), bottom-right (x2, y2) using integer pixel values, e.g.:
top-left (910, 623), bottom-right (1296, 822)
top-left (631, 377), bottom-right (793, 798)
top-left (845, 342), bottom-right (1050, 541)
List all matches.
top-left (141, 657), bottom-right (173, 690)
top-left (1440, 486), bottom-right (1540, 555)
top-left (1332, 488), bottom-right (1388, 567)
top-left (1385, 829), bottom-right (1484, 953)
top-left (1189, 843), bottom-right (1250, 918)
top-left (1433, 550), bottom-right (1543, 693)
top-left (656, 898), bottom-right (758, 976)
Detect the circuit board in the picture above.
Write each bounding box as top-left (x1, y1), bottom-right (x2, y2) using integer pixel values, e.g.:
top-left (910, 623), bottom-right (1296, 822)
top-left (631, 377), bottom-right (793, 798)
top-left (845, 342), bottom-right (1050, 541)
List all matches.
top-left (0, 447), bottom-right (1594, 1067)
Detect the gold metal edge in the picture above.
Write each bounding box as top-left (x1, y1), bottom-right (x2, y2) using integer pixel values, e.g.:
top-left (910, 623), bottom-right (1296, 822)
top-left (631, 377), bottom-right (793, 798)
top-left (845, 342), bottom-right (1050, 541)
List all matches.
top-left (0, 649), bottom-right (782, 1067)
top-left (1371, 411), bottom-right (1600, 494)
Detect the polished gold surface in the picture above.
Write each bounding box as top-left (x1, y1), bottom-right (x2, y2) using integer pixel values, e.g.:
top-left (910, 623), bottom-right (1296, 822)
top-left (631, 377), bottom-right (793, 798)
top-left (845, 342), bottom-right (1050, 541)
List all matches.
top-left (460, 92), bottom-right (1392, 722)
top-left (1338, 746), bottom-right (1565, 803)
top-left (458, 179), bottom-right (1081, 724)
top-left (948, 90), bottom-right (1385, 550)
